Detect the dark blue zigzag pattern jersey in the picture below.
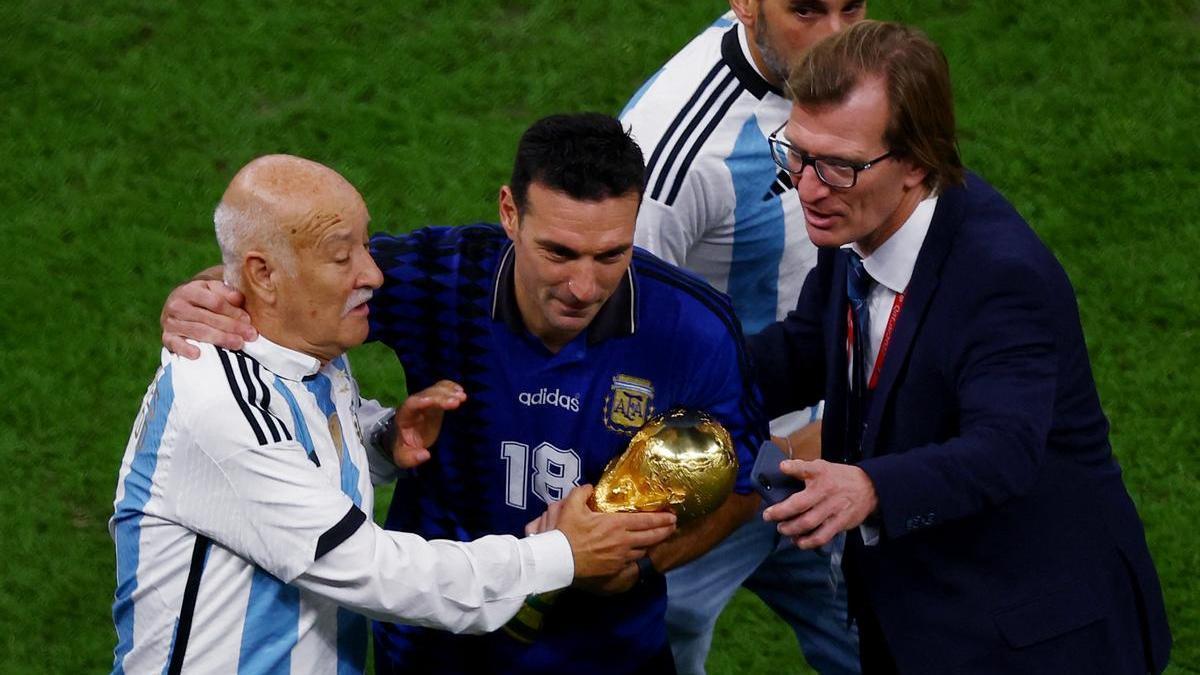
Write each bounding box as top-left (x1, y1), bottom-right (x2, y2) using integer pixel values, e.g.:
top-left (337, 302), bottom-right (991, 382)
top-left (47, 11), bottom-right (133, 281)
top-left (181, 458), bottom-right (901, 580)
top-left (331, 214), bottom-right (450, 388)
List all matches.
top-left (367, 223), bottom-right (767, 675)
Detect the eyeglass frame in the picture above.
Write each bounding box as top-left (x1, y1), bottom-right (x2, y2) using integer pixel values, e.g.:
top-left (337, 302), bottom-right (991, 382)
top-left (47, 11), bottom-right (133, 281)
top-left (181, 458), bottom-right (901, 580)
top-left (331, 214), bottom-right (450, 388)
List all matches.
top-left (766, 121), bottom-right (894, 189)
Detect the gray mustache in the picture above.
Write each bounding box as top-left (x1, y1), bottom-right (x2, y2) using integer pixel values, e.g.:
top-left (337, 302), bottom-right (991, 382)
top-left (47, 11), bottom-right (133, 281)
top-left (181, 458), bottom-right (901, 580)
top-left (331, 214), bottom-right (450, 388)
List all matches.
top-left (343, 289), bottom-right (374, 316)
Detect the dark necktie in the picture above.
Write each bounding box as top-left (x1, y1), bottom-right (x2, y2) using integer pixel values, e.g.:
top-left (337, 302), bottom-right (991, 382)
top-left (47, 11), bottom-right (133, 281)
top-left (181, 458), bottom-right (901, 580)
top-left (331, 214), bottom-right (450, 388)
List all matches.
top-left (844, 249), bottom-right (874, 460)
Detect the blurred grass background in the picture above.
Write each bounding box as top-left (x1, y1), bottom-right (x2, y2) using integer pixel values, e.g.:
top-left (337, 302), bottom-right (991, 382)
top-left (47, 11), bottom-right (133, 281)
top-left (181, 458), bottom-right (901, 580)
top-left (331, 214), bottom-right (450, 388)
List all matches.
top-left (1, 1), bottom-right (1196, 672)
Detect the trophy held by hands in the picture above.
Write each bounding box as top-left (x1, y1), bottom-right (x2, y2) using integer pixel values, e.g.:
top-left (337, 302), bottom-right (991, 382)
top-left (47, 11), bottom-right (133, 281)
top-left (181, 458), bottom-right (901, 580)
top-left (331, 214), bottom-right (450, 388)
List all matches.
top-left (502, 408), bottom-right (738, 644)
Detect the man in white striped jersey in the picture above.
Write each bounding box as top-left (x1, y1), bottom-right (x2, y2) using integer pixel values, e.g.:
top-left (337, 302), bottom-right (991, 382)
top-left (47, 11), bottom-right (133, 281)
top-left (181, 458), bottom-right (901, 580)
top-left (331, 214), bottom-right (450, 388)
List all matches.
top-left (620, 2), bottom-right (866, 673)
top-left (110, 154), bottom-right (676, 674)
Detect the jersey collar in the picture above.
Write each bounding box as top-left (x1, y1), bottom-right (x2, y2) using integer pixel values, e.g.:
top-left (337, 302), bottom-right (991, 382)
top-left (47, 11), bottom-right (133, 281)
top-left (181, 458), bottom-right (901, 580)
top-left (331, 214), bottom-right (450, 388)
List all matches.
top-left (240, 333), bottom-right (323, 381)
top-left (723, 22), bottom-right (782, 100)
top-left (490, 242), bottom-right (638, 346)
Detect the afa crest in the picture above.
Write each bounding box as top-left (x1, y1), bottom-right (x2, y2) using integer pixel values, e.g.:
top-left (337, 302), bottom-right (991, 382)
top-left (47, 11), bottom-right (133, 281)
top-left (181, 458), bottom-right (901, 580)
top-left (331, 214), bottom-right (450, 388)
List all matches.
top-left (328, 412), bottom-right (345, 462)
top-left (604, 374), bottom-right (655, 435)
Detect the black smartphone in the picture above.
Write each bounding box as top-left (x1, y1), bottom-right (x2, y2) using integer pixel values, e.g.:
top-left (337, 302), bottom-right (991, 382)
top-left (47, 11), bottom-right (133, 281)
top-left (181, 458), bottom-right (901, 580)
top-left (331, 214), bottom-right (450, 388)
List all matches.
top-left (751, 439), bottom-right (806, 506)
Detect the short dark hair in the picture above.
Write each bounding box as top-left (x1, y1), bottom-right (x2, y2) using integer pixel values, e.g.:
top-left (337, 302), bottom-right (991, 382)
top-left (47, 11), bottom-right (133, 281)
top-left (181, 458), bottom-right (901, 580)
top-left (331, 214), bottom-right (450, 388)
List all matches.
top-left (785, 21), bottom-right (965, 191)
top-left (509, 113), bottom-right (645, 215)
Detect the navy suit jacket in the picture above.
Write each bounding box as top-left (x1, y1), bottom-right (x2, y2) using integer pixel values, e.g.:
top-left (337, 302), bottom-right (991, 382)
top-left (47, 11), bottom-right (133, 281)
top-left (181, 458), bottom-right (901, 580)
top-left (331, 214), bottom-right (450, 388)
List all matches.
top-left (749, 174), bottom-right (1170, 674)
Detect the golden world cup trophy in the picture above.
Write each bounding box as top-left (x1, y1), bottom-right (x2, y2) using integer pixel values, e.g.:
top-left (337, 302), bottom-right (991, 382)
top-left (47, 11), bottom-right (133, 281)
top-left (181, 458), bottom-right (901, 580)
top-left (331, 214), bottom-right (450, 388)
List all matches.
top-left (501, 407), bottom-right (738, 644)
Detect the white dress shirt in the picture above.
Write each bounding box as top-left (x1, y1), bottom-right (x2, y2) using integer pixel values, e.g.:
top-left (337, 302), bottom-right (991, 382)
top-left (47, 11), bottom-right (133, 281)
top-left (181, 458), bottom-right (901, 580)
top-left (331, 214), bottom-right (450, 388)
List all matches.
top-left (847, 195), bottom-right (937, 544)
top-left (849, 195), bottom-right (939, 375)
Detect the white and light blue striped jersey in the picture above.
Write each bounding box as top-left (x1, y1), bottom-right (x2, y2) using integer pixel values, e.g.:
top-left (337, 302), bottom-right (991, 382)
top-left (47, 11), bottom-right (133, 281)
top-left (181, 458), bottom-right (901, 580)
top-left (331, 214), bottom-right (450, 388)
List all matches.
top-left (110, 336), bottom-right (573, 674)
top-left (621, 12), bottom-right (817, 336)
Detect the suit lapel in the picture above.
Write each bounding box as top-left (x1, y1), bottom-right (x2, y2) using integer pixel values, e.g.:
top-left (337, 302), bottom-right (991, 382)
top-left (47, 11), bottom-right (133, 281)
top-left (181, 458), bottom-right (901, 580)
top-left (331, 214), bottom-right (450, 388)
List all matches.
top-left (860, 186), bottom-right (965, 458)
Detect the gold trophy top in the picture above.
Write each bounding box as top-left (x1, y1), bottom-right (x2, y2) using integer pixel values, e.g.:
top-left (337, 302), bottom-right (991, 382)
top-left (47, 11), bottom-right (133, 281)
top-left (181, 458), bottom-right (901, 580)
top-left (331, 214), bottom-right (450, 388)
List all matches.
top-left (591, 408), bottom-right (737, 524)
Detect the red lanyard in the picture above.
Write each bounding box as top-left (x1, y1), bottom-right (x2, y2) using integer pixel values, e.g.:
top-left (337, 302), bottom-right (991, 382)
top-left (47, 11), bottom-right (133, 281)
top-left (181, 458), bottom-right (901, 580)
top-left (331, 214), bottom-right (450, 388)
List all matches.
top-left (847, 291), bottom-right (906, 390)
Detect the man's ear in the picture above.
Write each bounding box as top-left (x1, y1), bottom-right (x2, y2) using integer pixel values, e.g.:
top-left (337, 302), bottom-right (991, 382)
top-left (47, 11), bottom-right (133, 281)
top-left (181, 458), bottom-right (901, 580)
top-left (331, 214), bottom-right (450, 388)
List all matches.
top-left (243, 252), bottom-right (277, 303)
top-left (729, 0), bottom-right (757, 29)
top-left (498, 185), bottom-right (520, 241)
top-left (901, 160), bottom-right (929, 191)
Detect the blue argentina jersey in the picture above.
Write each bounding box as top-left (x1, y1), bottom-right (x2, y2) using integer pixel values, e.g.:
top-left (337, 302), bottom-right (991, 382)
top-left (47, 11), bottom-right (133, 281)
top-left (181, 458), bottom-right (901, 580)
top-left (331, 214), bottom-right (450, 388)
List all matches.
top-left (368, 223), bottom-right (767, 675)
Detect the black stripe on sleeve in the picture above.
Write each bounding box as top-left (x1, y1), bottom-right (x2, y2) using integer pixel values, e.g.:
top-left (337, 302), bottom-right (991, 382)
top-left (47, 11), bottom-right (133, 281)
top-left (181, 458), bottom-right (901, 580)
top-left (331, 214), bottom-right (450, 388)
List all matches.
top-left (315, 506), bottom-right (367, 560)
top-left (236, 352), bottom-right (282, 443)
top-left (664, 83), bottom-right (746, 205)
top-left (166, 534), bottom-right (211, 675)
top-left (643, 61), bottom-right (727, 190)
top-left (650, 70), bottom-right (738, 202)
top-left (217, 348), bottom-right (268, 445)
top-left (249, 359), bottom-right (293, 442)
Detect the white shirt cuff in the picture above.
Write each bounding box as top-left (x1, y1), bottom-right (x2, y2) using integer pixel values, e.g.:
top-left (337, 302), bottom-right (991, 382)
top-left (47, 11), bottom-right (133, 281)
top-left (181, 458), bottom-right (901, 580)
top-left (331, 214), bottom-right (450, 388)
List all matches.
top-left (522, 530), bottom-right (574, 593)
top-left (860, 523), bottom-right (880, 546)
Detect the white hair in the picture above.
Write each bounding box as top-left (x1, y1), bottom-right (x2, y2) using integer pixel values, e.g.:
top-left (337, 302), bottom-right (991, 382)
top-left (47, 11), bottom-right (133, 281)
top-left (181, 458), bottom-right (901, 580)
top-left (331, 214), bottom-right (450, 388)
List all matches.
top-left (213, 200), bottom-right (295, 290)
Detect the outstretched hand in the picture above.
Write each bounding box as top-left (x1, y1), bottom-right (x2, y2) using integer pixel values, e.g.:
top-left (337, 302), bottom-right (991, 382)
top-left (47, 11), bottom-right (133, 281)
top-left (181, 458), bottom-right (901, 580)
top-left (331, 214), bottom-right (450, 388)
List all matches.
top-left (391, 380), bottom-right (466, 469)
top-left (161, 278), bottom-right (256, 358)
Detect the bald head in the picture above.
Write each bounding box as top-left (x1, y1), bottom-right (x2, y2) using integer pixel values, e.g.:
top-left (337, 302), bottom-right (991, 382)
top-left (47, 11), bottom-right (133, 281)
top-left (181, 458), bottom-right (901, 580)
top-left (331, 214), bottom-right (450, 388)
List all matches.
top-left (213, 154), bottom-right (382, 363)
top-left (214, 154), bottom-right (368, 289)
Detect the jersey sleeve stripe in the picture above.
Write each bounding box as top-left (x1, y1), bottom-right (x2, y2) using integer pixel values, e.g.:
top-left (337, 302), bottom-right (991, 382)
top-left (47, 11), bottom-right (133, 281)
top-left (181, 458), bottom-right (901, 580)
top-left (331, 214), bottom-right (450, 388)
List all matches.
top-left (663, 82), bottom-right (745, 205)
top-left (235, 352), bottom-right (283, 443)
top-left (165, 534), bottom-right (211, 675)
top-left (643, 61), bottom-right (727, 193)
top-left (249, 358), bottom-right (293, 442)
top-left (315, 506), bottom-right (367, 560)
top-left (217, 348), bottom-right (269, 445)
top-left (649, 70), bottom-right (738, 203)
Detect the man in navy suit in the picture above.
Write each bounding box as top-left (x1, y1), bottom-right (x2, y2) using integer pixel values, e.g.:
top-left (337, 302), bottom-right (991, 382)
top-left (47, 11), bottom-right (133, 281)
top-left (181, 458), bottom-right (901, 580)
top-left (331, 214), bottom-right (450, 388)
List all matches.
top-left (750, 20), bottom-right (1171, 674)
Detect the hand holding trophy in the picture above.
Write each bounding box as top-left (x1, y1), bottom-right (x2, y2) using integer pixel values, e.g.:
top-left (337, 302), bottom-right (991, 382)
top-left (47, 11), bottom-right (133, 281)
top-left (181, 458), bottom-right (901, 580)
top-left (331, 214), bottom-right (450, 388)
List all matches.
top-left (503, 408), bottom-right (738, 643)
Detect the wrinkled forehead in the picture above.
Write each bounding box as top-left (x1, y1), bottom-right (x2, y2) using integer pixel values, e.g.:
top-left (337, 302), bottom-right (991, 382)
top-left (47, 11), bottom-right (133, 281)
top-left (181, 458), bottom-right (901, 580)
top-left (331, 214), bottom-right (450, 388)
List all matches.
top-left (227, 159), bottom-right (368, 243)
top-left (287, 193), bottom-right (370, 250)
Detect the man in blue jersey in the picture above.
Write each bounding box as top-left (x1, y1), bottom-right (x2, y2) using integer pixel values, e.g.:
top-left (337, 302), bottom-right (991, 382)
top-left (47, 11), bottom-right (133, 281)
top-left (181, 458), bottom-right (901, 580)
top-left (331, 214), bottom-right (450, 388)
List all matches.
top-left (161, 113), bottom-right (768, 674)
top-left (620, 2), bottom-right (866, 672)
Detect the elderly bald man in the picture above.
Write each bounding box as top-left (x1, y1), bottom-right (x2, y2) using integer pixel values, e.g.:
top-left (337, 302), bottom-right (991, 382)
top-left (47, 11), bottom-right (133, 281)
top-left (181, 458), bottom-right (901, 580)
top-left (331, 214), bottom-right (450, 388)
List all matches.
top-left (109, 155), bottom-right (676, 675)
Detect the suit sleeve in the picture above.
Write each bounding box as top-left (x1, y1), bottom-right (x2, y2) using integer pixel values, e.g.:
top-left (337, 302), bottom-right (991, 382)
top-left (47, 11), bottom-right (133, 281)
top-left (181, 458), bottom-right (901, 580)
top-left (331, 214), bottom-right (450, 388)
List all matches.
top-left (859, 256), bottom-right (1060, 539)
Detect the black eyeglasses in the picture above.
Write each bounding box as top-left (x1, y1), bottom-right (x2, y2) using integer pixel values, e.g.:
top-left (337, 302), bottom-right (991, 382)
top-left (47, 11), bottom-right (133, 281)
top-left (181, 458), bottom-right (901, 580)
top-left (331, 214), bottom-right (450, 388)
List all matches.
top-left (767, 122), bottom-right (893, 189)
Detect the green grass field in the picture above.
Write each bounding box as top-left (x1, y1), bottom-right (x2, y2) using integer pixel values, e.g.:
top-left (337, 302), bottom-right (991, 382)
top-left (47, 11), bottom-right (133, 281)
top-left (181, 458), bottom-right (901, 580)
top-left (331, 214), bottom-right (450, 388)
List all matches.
top-left (2, 1), bottom-right (1197, 672)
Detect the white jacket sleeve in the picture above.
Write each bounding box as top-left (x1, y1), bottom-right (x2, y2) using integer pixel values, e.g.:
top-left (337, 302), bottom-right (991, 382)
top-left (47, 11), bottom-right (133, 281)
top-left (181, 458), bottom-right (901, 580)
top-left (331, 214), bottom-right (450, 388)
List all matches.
top-left (292, 522), bottom-right (574, 634)
top-left (172, 397), bottom-right (574, 632)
